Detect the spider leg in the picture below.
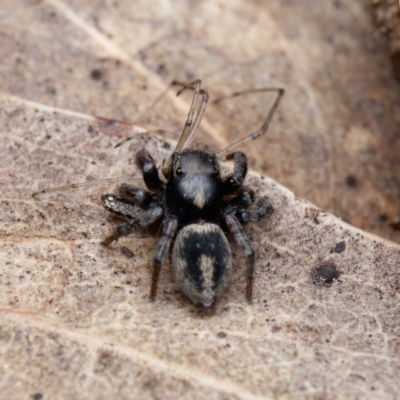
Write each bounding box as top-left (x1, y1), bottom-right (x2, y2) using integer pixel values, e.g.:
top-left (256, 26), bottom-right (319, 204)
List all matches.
top-left (118, 184), bottom-right (156, 209)
top-left (136, 149), bottom-right (165, 193)
top-left (216, 87), bottom-right (284, 159)
top-left (101, 194), bottom-right (142, 219)
top-left (222, 152), bottom-right (248, 195)
top-left (173, 81), bottom-right (209, 150)
top-left (114, 79), bottom-right (208, 150)
top-left (237, 197), bottom-right (273, 224)
top-left (223, 188), bottom-right (254, 215)
top-left (103, 204), bottom-right (163, 245)
top-left (150, 217), bottom-right (178, 299)
top-left (224, 213), bottom-right (255, 302)
top-left (174, 79), bottom-right (210, 152)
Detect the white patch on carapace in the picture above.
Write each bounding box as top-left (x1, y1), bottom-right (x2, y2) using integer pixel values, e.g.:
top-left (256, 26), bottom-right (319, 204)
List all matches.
top-left (193, 188), bottom-right (206, 209)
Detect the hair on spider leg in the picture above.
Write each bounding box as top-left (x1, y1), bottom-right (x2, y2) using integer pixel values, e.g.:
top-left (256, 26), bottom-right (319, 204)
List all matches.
top-left (113, 129), bottom-right (169, 149)
top-left (31, 176), bottom-right (143, 198)
top-left (100, 79), bottom-right (283, 310)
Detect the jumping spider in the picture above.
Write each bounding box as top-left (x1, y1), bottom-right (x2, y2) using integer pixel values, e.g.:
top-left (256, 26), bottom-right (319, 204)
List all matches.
top-left (33, 79), bottom-right (284, 310)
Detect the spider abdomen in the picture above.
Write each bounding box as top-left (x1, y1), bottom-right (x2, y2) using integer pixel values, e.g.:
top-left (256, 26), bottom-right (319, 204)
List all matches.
top-left (172, 223), bottom-right (232, 308)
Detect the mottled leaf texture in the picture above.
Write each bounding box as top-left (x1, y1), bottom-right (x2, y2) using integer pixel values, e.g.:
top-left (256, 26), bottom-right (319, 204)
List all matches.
top-left (0, 1), bottom-right (399, 400)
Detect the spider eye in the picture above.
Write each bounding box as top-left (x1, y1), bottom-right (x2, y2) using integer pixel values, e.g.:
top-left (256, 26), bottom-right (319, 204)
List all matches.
top-left (176, 167), bottom-right (183, 176)
top-left (212, 168), bottom-right (219, 176)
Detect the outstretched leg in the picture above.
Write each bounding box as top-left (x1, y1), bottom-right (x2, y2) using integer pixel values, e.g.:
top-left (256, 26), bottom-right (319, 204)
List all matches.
top-left (216, 87), bottom-right (284, 159)
top-left (151, 217), bottom-right (178, 299)
top-left (115, 79), bottom-right (208, 152)
top-left (224, 214), bottom-right (255, 302)
top-left (103, 204), bottom-right (163, 245)
top-left (174, 79), bottom-right (209, 152)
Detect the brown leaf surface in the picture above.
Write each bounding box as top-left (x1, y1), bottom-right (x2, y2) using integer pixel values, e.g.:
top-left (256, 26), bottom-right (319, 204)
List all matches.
top-left (370, 0), bottom-right (400, 81)
top-left (0, 1), bottom-right (400, 399)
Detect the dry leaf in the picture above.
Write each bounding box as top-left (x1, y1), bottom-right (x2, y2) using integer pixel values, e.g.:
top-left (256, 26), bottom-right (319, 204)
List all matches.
top-left (0, 1), bottom-right (399, 399)
top-left (370, 0), bottom-right (400, 81)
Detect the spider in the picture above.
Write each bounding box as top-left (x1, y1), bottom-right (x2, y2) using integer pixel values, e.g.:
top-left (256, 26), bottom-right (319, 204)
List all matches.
top-left (33, 79), bottom-right (284, 310)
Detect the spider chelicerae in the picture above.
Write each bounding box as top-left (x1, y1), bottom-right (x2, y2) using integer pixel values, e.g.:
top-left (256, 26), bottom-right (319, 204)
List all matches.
top-left (33, 79), bottom-right (284, 310)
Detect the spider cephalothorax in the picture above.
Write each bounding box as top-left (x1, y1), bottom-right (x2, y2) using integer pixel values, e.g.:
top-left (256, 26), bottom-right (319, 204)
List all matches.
top-left (165, 149), bottom-right (223, 225)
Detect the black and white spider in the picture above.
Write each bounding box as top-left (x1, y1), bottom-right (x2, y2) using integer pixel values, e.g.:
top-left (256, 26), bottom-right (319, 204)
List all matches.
top-left (33, 79), bottom-right (284, 310)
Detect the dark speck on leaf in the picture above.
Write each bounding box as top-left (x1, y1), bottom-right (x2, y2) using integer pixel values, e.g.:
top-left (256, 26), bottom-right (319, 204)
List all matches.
top-left (345, 175), bottom-right (357, 186)
top-left (334, 241), bottom-right (346, 253)
top-left (121, 246), bottom-right (134, 259)
top-left (90, 69), bottom-right (103, 80)
top-left (311, 263), bottom-right (341, 287)
top-left (157, 64), bottom-right (166, 74)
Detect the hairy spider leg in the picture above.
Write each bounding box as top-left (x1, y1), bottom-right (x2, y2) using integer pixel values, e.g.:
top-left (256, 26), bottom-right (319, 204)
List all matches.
top-left (222, 152), bottom-right (248, 195)
top-left (237, 197), bottom-right (273, 224)
top-left (136, 149), bottom-right (165, 193)
top-left (103, 204), bottom-right (163, 246)
top-left (102, 147), bottom-right (167, 245)
top-left (223, 189), bottom-right (255, 215)
top-left (118, 184), bottom-right (156, 209)
top-left (151, 217), bottom-right (178, 299)
top-left (101, 184), bottom-right (158, 221)
top-left (101, 194), bottom-right (144, 219)
top-left (215, 87), bottom-right (284, 160)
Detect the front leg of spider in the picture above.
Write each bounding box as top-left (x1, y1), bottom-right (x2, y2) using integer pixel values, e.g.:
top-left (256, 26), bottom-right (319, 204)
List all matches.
top-left (102, 204), bottom-right (163, 245)
top-left (136, 149), bottom-right (165, 193)
top-left (118, 184), bottom-right (156, 209)
top-left (102, 148), bottom-right (165, 245)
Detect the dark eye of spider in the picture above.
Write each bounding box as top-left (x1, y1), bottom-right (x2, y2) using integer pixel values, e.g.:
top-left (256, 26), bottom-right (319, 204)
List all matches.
top-left (212, 168), bottom-right (219, 176)
top-left (176, 167), bottom-right (183, 175)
